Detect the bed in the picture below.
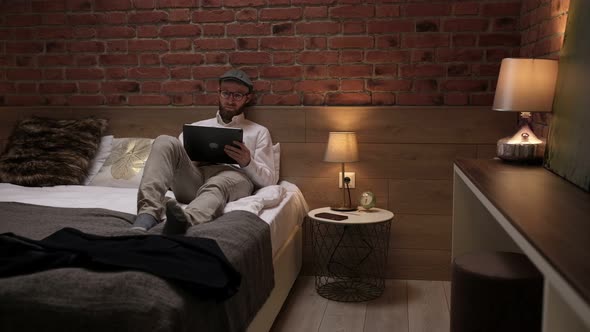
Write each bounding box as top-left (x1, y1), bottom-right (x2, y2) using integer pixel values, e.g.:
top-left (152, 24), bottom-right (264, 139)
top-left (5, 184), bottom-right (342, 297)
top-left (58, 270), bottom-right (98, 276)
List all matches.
top-left (0, 115), bottom-right (308, 332)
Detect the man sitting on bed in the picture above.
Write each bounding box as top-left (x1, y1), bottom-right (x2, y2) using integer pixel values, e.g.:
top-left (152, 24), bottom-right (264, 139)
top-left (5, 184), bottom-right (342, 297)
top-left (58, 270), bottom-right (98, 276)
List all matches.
top-left (132, 69), bottom-right (277, 234)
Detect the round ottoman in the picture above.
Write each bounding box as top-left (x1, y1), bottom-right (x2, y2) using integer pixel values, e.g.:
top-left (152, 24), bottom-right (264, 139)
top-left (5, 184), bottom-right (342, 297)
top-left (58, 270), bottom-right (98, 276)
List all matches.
top-left (450, 251), bottom-right (543, 332)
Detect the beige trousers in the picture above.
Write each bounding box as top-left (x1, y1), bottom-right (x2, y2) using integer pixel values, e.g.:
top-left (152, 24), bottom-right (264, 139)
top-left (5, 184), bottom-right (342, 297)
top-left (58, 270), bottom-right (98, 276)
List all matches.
top-left (137, 135), bottom-right (254, 225)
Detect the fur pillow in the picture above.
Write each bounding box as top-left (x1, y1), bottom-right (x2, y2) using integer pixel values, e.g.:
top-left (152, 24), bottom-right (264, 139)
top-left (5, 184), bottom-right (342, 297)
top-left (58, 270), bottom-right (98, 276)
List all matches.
top-left (0, 117), bottom-right (108, 187)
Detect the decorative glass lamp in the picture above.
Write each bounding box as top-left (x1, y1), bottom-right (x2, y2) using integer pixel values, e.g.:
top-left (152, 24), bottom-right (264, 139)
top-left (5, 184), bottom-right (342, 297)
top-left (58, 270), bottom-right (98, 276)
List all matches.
top-left (492, 58), bottom-right (558, 162)
top-left (324, 132), bottom-right (359, 211)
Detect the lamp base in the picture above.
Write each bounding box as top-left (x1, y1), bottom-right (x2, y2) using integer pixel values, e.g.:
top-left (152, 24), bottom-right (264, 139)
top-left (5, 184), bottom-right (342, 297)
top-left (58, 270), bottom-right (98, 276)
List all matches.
top-left (497, 138), bottom-right (545, 163)
top-left (330, 206), bottom-right (357, 212)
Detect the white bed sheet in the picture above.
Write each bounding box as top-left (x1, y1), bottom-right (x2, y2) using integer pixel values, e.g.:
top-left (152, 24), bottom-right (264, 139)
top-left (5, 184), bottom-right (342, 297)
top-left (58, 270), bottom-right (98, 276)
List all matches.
top-left (0, 180), bottom-right (308, 256)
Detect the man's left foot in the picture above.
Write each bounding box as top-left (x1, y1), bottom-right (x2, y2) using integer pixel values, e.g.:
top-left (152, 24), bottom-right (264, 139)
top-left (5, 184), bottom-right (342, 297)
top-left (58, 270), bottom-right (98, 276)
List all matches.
top-left (163, 199), bottom-right (190, 235)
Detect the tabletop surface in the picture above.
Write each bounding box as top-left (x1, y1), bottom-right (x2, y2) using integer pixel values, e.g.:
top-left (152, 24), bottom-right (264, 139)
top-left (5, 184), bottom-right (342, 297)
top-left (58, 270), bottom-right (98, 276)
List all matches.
top-left (308, 207), bottom-right (394, 225)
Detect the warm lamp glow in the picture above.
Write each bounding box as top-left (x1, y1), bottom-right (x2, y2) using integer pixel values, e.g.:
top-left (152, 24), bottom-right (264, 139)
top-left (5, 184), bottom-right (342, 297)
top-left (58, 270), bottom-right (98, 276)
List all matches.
top-left (492, 58), bottom-right (558, 162)
top-left (324, 132), bottom-right (358, 211)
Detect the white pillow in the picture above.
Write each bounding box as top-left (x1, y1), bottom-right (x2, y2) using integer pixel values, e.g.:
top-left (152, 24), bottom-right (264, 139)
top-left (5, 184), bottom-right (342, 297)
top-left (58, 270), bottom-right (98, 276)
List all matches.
top-left (84, 135), bottom-right (114, 185)
top-left (272, 143), bottom-right (280, 184)
top-left (88, 137), bottom-right (153, 188)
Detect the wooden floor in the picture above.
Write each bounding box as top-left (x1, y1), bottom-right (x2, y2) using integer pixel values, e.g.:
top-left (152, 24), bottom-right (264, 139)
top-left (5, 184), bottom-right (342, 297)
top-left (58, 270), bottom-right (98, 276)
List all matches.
top-left (271, 276), bottom-right (451, 332)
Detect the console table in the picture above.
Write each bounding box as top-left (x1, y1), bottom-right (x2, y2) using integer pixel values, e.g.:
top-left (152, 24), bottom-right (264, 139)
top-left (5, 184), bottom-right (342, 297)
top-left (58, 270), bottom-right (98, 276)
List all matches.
top-left (452, 159), bottom-right (590, 332)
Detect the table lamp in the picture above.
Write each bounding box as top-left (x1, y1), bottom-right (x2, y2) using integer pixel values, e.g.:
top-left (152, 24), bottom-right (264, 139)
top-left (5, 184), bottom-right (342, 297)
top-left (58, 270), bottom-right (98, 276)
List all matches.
top-left (492, 58), bottom-right (558, 162)
top-left (324, 132), bottom-right (359, 211)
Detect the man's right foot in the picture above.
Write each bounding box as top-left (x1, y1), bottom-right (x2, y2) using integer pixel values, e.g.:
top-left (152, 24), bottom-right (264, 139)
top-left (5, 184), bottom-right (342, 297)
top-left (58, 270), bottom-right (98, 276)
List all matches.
top-left (131, 213), bottom-right (158, 231)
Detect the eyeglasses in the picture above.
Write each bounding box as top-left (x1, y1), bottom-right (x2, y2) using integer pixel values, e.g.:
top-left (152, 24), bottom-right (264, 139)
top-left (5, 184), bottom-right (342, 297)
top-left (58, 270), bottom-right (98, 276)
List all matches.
top-left (220, 90), bottom-right (248, 101)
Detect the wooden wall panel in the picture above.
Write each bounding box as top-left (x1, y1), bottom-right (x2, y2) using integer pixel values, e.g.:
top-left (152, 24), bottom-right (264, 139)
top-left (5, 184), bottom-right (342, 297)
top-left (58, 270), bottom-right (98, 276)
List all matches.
top-left (0, 105), bottom-right (515, 281)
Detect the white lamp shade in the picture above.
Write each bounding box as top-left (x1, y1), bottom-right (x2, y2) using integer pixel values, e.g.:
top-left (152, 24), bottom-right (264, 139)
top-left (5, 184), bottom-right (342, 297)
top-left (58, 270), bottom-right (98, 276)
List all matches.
top-left (492, 58), bottom-right (558, 113)
top-left (324, 132), bottom-right (359, 163)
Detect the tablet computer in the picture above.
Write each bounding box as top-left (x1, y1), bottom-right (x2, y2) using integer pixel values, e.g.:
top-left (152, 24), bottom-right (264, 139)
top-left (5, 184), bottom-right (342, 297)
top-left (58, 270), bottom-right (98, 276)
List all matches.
top-left (182, 125), bottom-right (243, 164)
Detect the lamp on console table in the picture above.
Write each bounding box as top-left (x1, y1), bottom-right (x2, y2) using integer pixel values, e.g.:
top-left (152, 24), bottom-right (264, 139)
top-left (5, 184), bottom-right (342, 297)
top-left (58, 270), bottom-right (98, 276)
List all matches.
top-left (324, 132), bottom-right (358, 211)
top-left (492, 58), bottom-right (558, 163)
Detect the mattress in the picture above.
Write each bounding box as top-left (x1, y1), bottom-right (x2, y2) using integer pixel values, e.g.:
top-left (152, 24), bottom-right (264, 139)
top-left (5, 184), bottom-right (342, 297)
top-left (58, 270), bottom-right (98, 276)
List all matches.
top-left (0, 180), bottom-right (308, 256)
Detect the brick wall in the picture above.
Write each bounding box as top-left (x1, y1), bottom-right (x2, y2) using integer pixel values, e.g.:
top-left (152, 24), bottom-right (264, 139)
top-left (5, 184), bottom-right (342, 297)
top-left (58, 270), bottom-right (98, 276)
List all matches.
top-left (1, 0), bottom-right (526, 107)
top-left (520, 0), bottom-right (569, 138)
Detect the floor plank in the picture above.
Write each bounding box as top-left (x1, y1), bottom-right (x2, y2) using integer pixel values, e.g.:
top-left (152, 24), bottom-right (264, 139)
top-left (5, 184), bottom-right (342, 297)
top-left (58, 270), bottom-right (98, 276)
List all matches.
top-left (407, 280), bottom-right (450, 332)
top-left (271, 277), bottom-right (451, 332)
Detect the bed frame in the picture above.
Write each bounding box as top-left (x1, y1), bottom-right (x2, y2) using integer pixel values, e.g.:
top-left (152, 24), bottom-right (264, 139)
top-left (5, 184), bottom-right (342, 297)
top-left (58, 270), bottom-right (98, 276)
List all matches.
top-left (0, 106), bottom-right (304, 332)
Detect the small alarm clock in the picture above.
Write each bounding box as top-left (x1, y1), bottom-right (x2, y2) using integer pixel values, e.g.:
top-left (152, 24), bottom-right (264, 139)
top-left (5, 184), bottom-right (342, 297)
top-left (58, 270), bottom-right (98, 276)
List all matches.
top-left (359, 191), bottom-right (376, 210)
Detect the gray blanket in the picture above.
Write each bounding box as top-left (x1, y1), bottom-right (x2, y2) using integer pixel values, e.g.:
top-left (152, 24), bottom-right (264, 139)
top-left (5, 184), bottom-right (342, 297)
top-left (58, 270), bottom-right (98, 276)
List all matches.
top-left (0, 202), bottom-right (274, 332)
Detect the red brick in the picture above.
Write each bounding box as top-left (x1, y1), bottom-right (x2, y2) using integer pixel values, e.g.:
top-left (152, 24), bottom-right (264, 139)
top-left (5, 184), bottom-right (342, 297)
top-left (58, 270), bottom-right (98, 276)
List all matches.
top-left (302, 93), bottom-right (325, 105)
top-left (261, 37), bottom-right (304, 50)
top-left (330, 5), bottom-right (374, 18)
top-left (230, 52), bottom-right (271, 64)
top-left (224, 0), bottom-right (265, 7)
top-left (443, 18), bottom-right (489, 32)
top-left (128, 40), bottom-right (168, 51)
top-left (105, 68), bottom-right (126, 79)
top-left (343, 21), bottom-right (366, 34)
top-left (45, 96), bottom-right (67, 105)
top-left (193, 94), bottom-right (218, 105)
top-left (195, 38), bottom-right (235, 50)
top-left (46, 41), bottom-right (67, 53)
top-left (367, 79), bottom-right (411, 92)
top-left (375, 36), bottom-right (400, 49)
top-left (95, 0), bottom-right (132, 11)
top-left (128, 67), bottom-right (169, 79)
top-left (260, 8), bottom-right (302, 21)
top-left (158, 0), bottom-right (198, 8)
top-left (37, 55), bottom-right (73, 66)
top-left (272, 52), bottom-right (296, 65)
top-left (171, 67), bottom-right (192, 79)
top-left (401, 34), bottom-right (449, 48)
top-left (68, 41), bottom-right (105, 53)
top-left (340, 51), bottom-right (363, 63)
top-left (494, 17), bottom-right (518, 31)
top-left (134, 0), bottom-right (156, 9)
top-left (160, 24), bottom-right (201, 37)
top-left (5, 96), bottom-right (46, 106)
top-left (193, 10), bottom-right (235, 23)
top-left (328, 65), bottom-right (372, 77)
top-left (101, 82), bottom-right (140, 93)
top-left (128, 11), bottom-right (168, 24)
top-left (272, 80), bottom-right (295, 92)
top-left (67, 95), bottom-right (105, 106)
top-left (44, 69), bottom-right (64, 80)
top-left (100, 13), bottom-right (127, 24)
top-left (237, 8), bottom-right (257, 21)
top-left (99, 54), bottom-right (139, 66)
top-left (397, 93), bottom-right (443, 106)
top-left (448, 64), bottom-right (471, 76)
top-left (73, 28), bottom-right (96, 39)
top-left (297, 51), bottom-right (339, 64)
top-left (6, 42), bottom-right (44, 54)
top-left (454, 2), bottom-right (480, 16)
top-left (162, 53), bottom-right (204, 65)
top-left (442, 79), bottom-right (488, 92)
top-left (7, 69), bottom-right (43, 80)
top-left (169, 9), bottom-right (190, 22)
top-left (400, 64), bottom-right (445, 78)
top-left (128, 95), bottom-right (170, 105)
top-left (305, 65), bottom-right (328, 78)
top-left (273, 23), bottom-right (294, 36)
top-left (141, 82), bottom-right (161, 93)
top-left (292, 0), bottom-right (336, 5)
top-left (326, 92), bottom-right (371, 105)
top-left (444, 93), bottom-right (469, 105)
top-left (140, 54), bottom-right (160, 65)
top-left (371, 92), bottom-right (396, 105)
top-left (341, 79), bottom-right (364, 91)
top-left (306, 37), bottom-right (327, 49)
top-left (79, 82), bottom-right (100, 93)
top-left (66, 68), bottom-right (104, 80)
top-left (532, 35), bottom-right (563, 57)
top-left (436, 49), bottom-right (484, 62)
top-left (76, 55), bottom-right (97, 66)
top-left (295, 79), bottom-right (338, 92)
top-left (172, 94), bottom-right (193, 106)
top-left (376, 5), bottom-right (400, 18)
top-left (97, 27), bottom-right (135, 38)
top-left (479, 33), bottom-right (520, 46)
top-left (260, 66), bottom-right (302, 79)
top-left (5, 15), bottom-right (42, 27)
top-left (471, 93), bottom-right (494, 106)
top-left (68, 14), bottom-right (100, 25)
top-left (42, 14), bottom-right (67, 25)
top-left (192, 66), bottom-right (228, 79)
top-left (375, 65), bottom-right (398, 77)
top-left (203, 24), bottom-right (225, 36)
top-left (228, 23), bottom-right (271, 36)
top-left (474, 64), bottom-right (500, 76)
top-left (453, 34), bottom-right (477, 47)
top-left (0, 83), bottom-right (16, 93)
top-left (366, 50), bottom-right (409, 63)
top-left (413, 79), bottom-right (438, 91)
top-left (403, 3), bottom-right (451, 16)
top-left (162, 81), bottom-right (202, 93)
top-left (66, 0), bottom-right (92, 11)
top-left (296, 22), bottom-right (339, 35)
top-left (482, 2), bottom-right (521, 16)
top-left (304, 6), bottom-right (328, 18)
top-left (329, 36), bottom-right (373, 49)
top-left (260, 94), bottom-right (301, 106)
top-left (205, 52), bottom-right (228, 64)
top-left (15, 56), bottom-right (34, 67)
top-left (367, 20), bottom-right (414, 34)
top-left (17, 83), bottom-right (38, 93)
top-left (170, 39), bottom-right (192, 50)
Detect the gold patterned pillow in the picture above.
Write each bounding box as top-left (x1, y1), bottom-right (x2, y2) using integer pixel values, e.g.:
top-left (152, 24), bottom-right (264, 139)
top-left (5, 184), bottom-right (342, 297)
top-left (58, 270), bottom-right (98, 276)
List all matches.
top-left (88, 137), bottom-right (153, 188)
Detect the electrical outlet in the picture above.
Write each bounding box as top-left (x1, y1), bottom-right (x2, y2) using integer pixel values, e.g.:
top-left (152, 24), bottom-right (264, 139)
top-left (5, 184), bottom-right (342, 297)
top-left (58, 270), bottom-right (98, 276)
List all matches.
top-left (338, 172), bottom-right (355, 188)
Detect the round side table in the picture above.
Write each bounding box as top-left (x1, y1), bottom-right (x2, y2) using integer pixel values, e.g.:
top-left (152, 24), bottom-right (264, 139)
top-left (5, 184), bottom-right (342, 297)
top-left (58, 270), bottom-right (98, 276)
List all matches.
top-left (308, 207), bottom-right (394, 302)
